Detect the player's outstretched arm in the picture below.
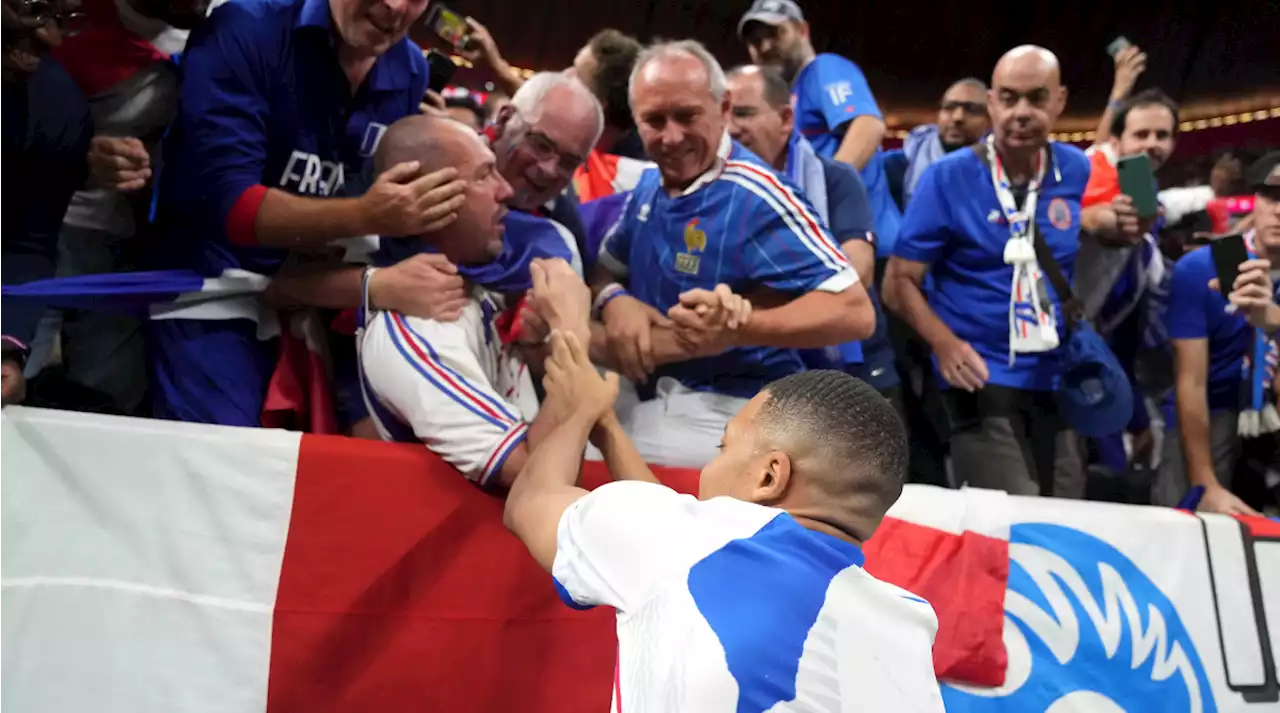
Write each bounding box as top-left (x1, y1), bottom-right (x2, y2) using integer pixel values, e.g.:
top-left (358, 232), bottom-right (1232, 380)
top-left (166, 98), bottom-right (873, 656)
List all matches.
top-left (504, 332), bottom-right (619, 572)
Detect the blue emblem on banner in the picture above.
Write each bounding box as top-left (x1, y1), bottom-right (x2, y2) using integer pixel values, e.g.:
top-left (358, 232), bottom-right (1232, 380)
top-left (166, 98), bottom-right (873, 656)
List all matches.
top-left (942, 524), bottom-right (1217, 712)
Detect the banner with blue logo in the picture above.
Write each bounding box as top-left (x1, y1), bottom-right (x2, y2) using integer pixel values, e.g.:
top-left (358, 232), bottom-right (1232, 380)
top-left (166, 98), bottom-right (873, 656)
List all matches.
top-left (936, 497), bottom-right (1280, 712)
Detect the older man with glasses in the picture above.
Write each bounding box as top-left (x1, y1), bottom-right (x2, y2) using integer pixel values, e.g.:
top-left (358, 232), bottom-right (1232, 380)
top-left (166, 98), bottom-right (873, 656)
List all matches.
top-left (484, 71), bottom-right (603, 267)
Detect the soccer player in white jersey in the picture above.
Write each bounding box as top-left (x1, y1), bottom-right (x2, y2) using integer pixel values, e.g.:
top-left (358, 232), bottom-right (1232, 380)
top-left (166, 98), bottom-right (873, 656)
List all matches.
top-left (505, 331), bottom-right (946, 712)
top-left (359, 115), bottom-right (595, 487)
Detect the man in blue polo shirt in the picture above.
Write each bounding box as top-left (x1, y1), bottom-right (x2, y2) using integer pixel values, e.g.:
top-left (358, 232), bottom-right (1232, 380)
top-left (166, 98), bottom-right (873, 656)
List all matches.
top-left (738, 0), bottom-right (900, 257)
top-left (590, 40), bottom-right (872, 468)
top-left (883, 46), bottom-right (1089, 498)
top-left (1157, 152), bottom-right (1280, 516)
top-left (148, 0), bottom-right (469, 425)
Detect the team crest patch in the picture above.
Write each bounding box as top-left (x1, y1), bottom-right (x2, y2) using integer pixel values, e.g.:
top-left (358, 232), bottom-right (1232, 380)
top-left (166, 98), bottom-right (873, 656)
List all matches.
top-left (1048, 197), bottom-right (1072, 230)
top-left (677, 218), bottom-right (707, 274)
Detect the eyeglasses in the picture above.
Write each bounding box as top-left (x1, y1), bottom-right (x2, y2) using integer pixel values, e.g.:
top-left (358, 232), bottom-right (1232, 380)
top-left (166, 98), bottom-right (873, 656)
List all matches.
top-left (520, 129), bottom-right (586, 175)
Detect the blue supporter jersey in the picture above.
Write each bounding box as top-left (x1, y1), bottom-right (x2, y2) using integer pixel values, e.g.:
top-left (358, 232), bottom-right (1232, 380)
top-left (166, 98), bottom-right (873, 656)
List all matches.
top-left (152, 0), bottom-right (429, 276)
top-left (893, 143), bottom-right (1090, 391)
top-left (1165, 246), bottom-right (1251, 412)
top-left (791, 53), bottom-right (902, 256)
top-left (598, 134), bottom-right (857, 399)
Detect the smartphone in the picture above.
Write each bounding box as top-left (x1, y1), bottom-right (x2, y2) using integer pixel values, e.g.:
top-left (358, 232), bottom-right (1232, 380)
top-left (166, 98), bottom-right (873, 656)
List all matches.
top-left (422, 4), bottom-right (475, 52)
top-left (1210, 233), bottom-right (1250, 298)
top-left (1116, 153), bottom-right (1159, 219)
top-left (1106, 36), bottom-right (1132, 58)
top-left (424, 49), bottom-right (456, 94)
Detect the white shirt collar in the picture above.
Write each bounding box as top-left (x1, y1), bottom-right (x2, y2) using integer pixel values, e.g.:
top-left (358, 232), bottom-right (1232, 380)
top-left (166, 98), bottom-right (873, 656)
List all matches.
top-left (662, 131), bottom-right (733, 197)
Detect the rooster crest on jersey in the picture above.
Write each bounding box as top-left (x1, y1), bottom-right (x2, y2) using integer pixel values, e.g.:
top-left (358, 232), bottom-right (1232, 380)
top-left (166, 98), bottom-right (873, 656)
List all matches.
top-left (943, 524), bottom-right (1217, 713)
top-left (684, 218), bottom-right (708, 253)
top-left (677, 218), bottom-right (707, 275)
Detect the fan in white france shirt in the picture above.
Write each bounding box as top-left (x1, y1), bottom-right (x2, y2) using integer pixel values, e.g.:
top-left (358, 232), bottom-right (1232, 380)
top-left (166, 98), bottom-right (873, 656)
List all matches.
top-left (504, 331), bottom-right (945, 713)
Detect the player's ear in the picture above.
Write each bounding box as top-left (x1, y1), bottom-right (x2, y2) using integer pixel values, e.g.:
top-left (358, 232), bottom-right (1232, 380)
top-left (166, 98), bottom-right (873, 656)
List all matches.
top-left (751, 450), bottom-right (792, 504)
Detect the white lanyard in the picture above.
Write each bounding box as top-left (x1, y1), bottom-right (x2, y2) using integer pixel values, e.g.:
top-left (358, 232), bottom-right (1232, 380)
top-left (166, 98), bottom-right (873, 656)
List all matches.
top-left (987, 136), bottom-right (1058, 360)
top-left (987, 134), bottom-right (1046, 248)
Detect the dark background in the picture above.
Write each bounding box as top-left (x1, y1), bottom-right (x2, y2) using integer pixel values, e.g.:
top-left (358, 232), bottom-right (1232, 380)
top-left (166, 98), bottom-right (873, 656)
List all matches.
top-left (432, 0), bottom-right (1280, 116)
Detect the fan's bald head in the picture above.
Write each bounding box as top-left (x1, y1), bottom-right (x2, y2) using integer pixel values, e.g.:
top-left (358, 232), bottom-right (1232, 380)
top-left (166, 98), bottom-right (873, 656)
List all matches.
top-left (987, 45), bottom-right (1067, 153)
top-left (992, 45), bottom-right (1061, 89)
top-left (373, 114), bottom-right (482, 177)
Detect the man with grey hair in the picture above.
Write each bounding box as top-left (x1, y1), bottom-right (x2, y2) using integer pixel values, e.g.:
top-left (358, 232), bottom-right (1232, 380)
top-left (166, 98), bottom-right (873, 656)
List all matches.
top-left (489, 71), bottom-right (602, 211)
top-left (487, 71), bottom-right (603, 267)
top-left (589, 39), bottom-right (874, 467)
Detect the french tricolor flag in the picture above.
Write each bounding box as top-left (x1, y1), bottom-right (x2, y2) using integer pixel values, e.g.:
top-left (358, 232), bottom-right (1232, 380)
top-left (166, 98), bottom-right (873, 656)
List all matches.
top-left (2, 407), bottom-right (1011, 712)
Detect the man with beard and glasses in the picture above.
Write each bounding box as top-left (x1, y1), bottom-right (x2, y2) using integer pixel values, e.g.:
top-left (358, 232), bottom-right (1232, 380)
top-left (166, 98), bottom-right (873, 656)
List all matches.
top-left (900, 78), bottom-right (990, 207)
top-left (1, 0), bottom-right (91, 406)
top-left (738, 0), bottom-right (901, 259)
top-left (45, 0), bottom-right (212, 415)
top-left (591, 40), bottom-right (872, 468)
top-left (883, 46), bottom-right (1090, 498)
top-left (145, 0), bottom-right (472, 426)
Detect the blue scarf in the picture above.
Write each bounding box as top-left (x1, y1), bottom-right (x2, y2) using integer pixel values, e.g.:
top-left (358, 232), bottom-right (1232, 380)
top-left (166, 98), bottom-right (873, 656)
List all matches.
top-left (373, 209), bottom-right (576, 293)
top-left (784, 131), bottom-right (828, 223)
top-left (902, 125), bottom-right (946, 205)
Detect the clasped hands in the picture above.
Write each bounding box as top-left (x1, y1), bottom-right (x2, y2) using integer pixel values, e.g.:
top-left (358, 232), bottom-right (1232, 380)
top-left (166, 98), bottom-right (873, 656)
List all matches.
top-left (600, 283), bottom-right (751, 383)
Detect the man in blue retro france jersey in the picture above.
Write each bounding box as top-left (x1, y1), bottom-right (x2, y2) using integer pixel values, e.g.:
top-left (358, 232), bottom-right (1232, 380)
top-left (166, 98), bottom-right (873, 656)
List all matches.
top-left (590, 40), bottom-right (873, 468)
top-left (504, 336), bottom-right (945, 713)
top-left (147, 0), bottom-right (470, 426)
top-left (738, 0), bottom-right (901, 257)
top-left (882, 46), bottom-right (1090, 498)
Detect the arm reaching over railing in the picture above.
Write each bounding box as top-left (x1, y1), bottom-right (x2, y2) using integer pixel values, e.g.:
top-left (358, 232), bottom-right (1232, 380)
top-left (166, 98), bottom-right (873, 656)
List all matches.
top-left (504, 331), bottom-right (622, 571)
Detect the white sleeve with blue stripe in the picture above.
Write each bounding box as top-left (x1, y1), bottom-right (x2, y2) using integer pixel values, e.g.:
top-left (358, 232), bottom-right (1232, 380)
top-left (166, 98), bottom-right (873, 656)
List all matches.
top-left (360, 309), bottom-right (527, 486)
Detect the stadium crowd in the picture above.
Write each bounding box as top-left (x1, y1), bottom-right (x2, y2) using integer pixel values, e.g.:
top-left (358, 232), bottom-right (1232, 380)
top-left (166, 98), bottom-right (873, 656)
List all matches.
top-left (3, 0), bottom-right (1279, 521)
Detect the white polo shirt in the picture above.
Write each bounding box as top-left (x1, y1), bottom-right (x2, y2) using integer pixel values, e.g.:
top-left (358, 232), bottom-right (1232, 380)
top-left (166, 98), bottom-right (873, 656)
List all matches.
top-left (359, 287), bottom-right (538, 485)
top-left (553, 481), bottom-right (946, 713)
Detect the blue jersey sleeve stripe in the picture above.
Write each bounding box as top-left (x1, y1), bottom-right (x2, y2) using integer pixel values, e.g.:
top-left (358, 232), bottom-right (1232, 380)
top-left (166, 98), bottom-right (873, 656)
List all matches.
top-left (724, 161), bottom-right (850, 270)
top-left (382, 313), bottom-right (515, 430)
top-left (552, 577), bottom-right (596, 610)
top-left (394, 313), bottom-right (521, 424)
top-left (480, 422), bottom-right (528, 486)
top-left (721, 172), bottom-right (847, 275)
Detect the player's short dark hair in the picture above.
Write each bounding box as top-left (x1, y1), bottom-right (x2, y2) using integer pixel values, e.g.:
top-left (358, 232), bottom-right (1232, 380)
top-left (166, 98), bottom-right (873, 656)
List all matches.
top-left (757, 370), bottom-right (907, 511)
top-left (585, 28), bottom-right (643, 132)
top-left (444, 95), bottom-right (485, 127)
top-left (1110, 88), bottom-right (1180, 139)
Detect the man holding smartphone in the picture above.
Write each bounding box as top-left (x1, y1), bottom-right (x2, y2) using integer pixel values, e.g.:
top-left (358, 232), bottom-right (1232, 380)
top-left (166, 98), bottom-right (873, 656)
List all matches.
top-left (1158, 152), bottom-right (1280, 515)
